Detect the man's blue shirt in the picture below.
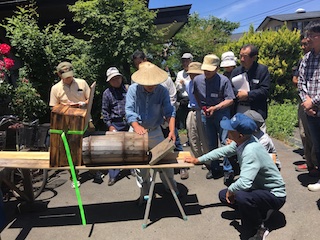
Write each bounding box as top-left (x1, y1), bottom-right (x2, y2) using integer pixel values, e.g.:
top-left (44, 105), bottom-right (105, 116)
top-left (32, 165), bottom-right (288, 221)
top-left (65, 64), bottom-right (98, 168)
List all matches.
top-left (125, 83), bottom-right (175, 129)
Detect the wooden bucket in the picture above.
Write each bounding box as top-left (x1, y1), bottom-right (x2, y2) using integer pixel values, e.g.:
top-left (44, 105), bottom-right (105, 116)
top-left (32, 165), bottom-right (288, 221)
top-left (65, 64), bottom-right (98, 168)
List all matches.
top-left (82, 132), bottom-right (149, 165)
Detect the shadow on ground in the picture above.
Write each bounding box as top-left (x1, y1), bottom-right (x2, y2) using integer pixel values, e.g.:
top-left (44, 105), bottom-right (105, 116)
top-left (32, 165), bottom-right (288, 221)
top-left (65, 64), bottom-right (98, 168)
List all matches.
top-left (4, 182), bottom-right (202, 240)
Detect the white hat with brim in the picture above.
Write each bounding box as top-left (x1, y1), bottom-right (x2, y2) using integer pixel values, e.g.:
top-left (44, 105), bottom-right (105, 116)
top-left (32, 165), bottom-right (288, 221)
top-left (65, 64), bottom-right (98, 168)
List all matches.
top-left (131, 61), bottom-right (168, 86)
top-left (220, 60), bottom-right (237, 68)
top-left (220, 51), bottom-right (237, 67)
top-left (201, 54), bottom-right (220, 71)
top-left (106, 67), bottom-right (123, 82)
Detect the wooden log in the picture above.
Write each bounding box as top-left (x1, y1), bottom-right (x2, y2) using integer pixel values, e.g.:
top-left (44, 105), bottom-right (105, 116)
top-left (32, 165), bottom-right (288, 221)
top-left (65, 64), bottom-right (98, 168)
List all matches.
top-left (82, 132), bottom-right (149, 165)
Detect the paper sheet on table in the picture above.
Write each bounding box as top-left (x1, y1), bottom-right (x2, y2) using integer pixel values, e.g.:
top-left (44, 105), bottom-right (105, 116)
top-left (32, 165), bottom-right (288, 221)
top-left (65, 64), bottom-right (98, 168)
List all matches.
top-left (232, 73), bottom-right (250, 91)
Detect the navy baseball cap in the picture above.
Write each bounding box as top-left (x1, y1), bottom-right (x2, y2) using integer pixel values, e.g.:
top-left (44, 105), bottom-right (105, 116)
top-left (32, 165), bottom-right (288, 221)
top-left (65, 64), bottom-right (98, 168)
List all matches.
top-left (220, 113), bottom-right (257, 134)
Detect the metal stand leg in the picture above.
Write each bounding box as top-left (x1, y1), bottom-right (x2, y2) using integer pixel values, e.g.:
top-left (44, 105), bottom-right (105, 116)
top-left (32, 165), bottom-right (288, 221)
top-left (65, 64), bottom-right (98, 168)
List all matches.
top-left (142, 168), bottom-right (188, 229)
top-left (161, 169), bottom-right (187, 221)
top-left (142, 169), bottom-right (157, 229)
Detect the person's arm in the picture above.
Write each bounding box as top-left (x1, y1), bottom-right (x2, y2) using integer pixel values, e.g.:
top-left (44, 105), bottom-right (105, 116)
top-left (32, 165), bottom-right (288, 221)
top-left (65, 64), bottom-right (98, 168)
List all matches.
top-left (207, 79), bottom-right (235, 115)
top-left (125, 84), bottom-right (147, 135)
top-left (185, 141), bottom-right (237, 164)
top-left (166, 116), bottom-right (176, 143)
top-left (206, 99), bottom-right (234, 115)
top-left (162, 77), bottom-right (177, 107)
top-left (49, 86), bottom-right (59, 107)
top-left (297, 53), bottom-right (317, 115)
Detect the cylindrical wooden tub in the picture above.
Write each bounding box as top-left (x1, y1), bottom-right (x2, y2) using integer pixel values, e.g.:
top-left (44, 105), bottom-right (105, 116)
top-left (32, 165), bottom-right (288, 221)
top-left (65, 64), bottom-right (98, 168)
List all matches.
top-left (82, 132), bottom-right (149, 165)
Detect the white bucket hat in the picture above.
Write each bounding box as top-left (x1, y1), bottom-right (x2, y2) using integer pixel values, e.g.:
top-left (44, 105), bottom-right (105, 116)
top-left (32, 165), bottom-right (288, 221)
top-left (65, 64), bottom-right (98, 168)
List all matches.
top-left (131, 61), bottom-right (168, 86)
top-left (106, 67), bottom-right (123, 82)
top-left (220, 51), bottom-right (237, 67)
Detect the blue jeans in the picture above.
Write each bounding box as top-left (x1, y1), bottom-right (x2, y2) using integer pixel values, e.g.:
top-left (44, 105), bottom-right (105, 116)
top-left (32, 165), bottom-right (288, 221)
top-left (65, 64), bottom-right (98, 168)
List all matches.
top-left (306, 115), bottom-right (320, 171)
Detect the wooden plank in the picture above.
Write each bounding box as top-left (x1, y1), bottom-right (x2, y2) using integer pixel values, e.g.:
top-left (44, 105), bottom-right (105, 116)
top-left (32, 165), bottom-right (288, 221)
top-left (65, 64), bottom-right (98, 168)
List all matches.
top-left (64, 107), bottom-right (86, 166)
top-left (148, 138), bottom-right (175, 165)
top-left (0, 151), bottom-right (193, 170)
top-left (50, 105), bottom-right (69, 167)
top-left (85, 82), bottom-right (96, 128)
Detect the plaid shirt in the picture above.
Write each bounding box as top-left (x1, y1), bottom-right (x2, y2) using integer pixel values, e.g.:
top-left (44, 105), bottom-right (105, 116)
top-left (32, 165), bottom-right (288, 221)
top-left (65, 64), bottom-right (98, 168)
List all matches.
top-left (298, 50), bottom-right (320, 106)
top-left (102, 84), bottom-right (127, 129)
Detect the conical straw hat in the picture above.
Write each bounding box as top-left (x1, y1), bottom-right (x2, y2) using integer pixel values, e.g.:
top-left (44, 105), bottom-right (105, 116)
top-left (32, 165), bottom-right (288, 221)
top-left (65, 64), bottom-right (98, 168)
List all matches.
top-left (131, 61), bottom-right (168, 86)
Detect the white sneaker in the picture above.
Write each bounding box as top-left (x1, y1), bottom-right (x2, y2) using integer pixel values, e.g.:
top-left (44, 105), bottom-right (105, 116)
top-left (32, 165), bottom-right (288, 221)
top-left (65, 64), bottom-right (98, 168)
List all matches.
top-left (307, 181), bottom-right (320, 191)
top-left (71, 180), bottom-right (81, 189)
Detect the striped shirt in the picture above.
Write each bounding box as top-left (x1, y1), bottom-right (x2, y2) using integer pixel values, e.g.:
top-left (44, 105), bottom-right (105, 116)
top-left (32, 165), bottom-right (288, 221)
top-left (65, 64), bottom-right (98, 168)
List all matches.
top-left (298, 50), bottom-right (320, 106)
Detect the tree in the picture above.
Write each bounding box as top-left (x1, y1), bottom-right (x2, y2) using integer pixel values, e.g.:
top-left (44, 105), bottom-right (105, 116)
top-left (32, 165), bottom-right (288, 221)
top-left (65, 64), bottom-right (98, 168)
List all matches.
top-left (69, 0), bottom-right (162, 81)
top-left (165, 13), bottom-right (240, 71)
top-left (1, 3), bottom-right (97, 103)
top-left (222, 25), bottom-right (301, 102)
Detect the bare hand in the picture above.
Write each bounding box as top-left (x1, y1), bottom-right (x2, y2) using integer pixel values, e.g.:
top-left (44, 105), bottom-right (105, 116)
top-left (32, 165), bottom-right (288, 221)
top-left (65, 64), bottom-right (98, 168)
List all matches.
top-left (225, 138), bottom-right (233, 145)
top-left (167, 131), bottom-right (176, 143)
top-left (109, 126), bottom-right (117, 132)
top-left (226, 190), bottom-right (235, 204)
top-left (133, 125), bottom-right (147, 135)
top-left (184, 156), bottom-right (199, 164)
top-left (301, 95), bottom-right (313, 110)
top-left (237, 90), bottom-right (249, 101)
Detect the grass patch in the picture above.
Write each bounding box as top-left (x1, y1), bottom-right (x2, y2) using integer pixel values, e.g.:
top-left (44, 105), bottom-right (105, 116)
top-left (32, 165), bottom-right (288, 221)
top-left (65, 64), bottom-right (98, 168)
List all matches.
top-left (266, 101), bottom-right (298, 142)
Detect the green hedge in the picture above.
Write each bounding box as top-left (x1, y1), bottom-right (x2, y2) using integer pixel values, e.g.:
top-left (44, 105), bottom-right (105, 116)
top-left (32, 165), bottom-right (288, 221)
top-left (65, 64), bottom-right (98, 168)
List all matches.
top-left (266, 101), bottom-right (298, 142)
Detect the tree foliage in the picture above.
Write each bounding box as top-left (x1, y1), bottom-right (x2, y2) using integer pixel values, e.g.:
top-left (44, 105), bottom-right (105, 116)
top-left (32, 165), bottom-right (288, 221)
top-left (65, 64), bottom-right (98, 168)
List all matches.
top-left (166, 13), bottom-right (240, 70)
top-left (69, 0), bottom-right (161, 80)
top-left (1, 3), bottom-right (96, 102)
top-left (222, 25), bottom-right (301, 102)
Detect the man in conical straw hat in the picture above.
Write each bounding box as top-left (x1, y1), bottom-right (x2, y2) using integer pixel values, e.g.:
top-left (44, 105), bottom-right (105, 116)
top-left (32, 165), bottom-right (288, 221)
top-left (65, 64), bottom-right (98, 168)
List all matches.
top-left (125, 61), bottom-right (178, 204)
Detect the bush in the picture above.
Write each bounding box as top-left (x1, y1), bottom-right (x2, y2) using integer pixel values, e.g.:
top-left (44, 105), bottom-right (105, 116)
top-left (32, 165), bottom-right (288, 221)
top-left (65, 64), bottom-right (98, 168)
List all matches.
top-left (266, 101), bottom-right (298, 142)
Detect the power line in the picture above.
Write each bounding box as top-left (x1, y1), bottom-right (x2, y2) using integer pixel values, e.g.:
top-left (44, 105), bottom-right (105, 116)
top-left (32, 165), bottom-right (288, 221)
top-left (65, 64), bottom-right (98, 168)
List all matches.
top-left (238, 0), bottom-right (316, 29)
top-left (236, 0), bottom-right (304, 22)
top-left (199, 0), bottom-right (241, 15)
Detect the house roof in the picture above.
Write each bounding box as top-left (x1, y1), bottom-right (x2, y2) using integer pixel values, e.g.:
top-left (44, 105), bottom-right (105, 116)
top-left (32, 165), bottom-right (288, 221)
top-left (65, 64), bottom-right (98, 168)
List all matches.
top-left (256, 10), bottom-right (320, 31)
top-left (151, 4), bottom-right (191, 41)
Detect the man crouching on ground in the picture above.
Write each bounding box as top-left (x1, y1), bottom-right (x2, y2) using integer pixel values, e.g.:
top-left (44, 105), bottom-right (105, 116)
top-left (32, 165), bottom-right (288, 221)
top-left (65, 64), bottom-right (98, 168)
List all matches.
top-left (185, 113), bottom-right (286, 240)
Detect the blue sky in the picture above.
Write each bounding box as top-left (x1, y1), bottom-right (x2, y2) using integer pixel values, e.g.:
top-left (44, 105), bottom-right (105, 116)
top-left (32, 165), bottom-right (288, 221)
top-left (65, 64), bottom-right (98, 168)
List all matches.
top-left (149, 0), bottom-right (320, 33)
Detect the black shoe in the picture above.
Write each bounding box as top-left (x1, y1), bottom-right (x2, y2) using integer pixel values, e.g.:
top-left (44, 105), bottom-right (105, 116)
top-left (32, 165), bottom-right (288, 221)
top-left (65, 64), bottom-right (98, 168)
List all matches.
top-left (224, 172), bottom-right (234, 186)
top-left (95, 171), bottom-right (105, 180)
top-left (108, 178), bottom-right (116, 186)
top-left (207, 169), bottom-right (223, 179)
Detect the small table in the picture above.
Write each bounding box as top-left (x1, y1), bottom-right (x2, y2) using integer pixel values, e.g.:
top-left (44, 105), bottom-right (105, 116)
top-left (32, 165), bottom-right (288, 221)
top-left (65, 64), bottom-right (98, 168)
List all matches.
top-left (0, 151), bottom-right (194, 226)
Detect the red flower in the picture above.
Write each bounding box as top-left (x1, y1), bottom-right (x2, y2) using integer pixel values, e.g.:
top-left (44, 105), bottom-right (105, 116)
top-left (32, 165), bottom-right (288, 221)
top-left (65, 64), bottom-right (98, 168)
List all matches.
top-left (0, 43), bottom-right (11, 55)
top-left (3, 58), bottom-right (14, 69)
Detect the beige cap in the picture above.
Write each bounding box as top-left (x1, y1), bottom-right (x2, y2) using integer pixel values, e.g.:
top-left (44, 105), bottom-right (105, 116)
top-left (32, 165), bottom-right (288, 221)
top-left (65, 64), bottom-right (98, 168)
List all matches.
top-left (56, 61), bottom-right (74, 78)
top-left (201, 54), bottom-right (220, 71)
top-left (187, 62), bottom-right (204, 74)
top-left (131, 61), bottom-right (168, 86)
